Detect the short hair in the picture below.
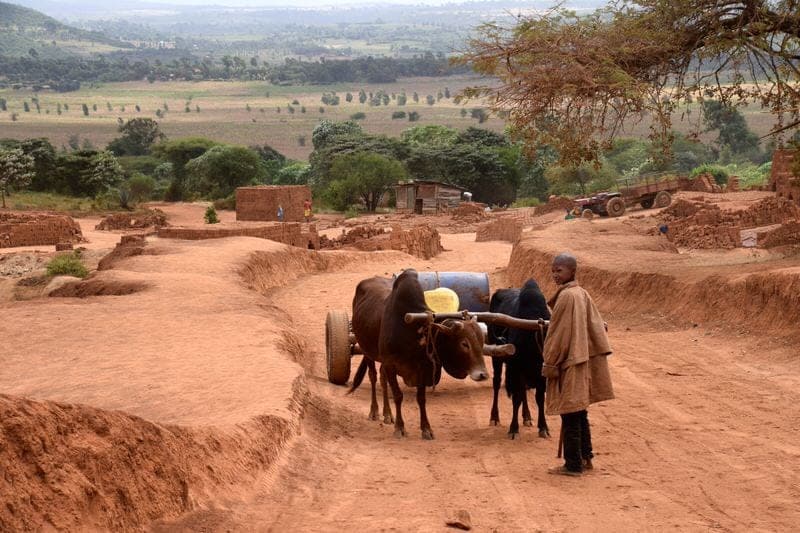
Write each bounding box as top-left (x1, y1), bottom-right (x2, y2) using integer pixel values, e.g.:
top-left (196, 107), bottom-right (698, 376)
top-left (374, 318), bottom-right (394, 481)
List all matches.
top-left (553, 252), bottom-right (577, 270)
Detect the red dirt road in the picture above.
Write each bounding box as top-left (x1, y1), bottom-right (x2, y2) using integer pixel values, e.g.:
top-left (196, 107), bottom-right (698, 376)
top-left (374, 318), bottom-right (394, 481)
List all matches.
top-left (159, 233), bottom-right (800, 532)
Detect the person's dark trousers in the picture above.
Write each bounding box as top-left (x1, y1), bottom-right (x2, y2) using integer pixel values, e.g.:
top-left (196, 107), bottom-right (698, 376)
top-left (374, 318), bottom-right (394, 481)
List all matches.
top-left (561, 410), bottom-right (592, 472)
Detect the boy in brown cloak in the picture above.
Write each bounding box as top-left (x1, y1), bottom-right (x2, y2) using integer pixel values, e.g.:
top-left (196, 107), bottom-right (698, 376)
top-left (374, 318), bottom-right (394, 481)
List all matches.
top-left (542, 253), bottom-right (614, 476)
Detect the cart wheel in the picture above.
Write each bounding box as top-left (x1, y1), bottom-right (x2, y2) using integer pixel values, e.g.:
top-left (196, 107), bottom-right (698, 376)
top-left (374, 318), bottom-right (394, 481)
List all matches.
top-left (581, 209), bottom-right (594, 219)
top-left (640, 198), bottom-right (654, 209)
top-left (326, 310), bottom-right (352, 385)
top-left (654, 191), bottom-right (672, 208)
top-left (606, 197), bottom-right (626, 217)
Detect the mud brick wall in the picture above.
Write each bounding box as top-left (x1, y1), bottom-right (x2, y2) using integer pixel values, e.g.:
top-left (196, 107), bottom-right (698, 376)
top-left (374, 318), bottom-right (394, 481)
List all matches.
top-left (236, 186), bottom-right (312, 222)
top-left (475, 218), bottom-right (522, 243)
top-left (389, 224), bottom-right (443, 259)
top-left (770, 150), bottom-right (800, 202)
top-left (157, 223), bottom-right (318, 249)
top-left (0, 212), bottom-right (83, 248)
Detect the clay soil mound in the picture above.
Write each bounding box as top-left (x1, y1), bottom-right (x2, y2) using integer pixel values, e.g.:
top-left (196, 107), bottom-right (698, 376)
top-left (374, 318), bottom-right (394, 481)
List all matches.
top-left (451, 202), bottom-right (487, 222)
top-left (48, 275), bottom-right (149, 298)
top-left (1, 212), bottom-right (83, 248)
top-left (95, 210), bottom-right (168, 231)
top-left (535, 196), bottom-right (574, 215)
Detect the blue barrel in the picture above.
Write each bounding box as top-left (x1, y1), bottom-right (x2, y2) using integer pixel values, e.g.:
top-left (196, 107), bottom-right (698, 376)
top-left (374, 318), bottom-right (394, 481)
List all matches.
top-left (414, 271), bottom-right (490, 312)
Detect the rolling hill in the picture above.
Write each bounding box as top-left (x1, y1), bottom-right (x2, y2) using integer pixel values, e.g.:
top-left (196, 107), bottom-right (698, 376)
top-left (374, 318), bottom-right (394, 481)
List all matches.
top-left (0, 1), bottom-right (132, 58)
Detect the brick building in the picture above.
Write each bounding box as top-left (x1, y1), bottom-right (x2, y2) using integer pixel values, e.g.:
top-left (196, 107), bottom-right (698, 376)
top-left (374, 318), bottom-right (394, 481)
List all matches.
top-left (770, 149), bottom-right (800, 202)
top-left (236, 185), bottom-right (312, 222)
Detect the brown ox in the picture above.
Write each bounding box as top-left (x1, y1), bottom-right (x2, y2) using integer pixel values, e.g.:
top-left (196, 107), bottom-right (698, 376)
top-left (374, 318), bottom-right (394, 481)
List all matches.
top-left (350, 269), bottom-right (488, 439)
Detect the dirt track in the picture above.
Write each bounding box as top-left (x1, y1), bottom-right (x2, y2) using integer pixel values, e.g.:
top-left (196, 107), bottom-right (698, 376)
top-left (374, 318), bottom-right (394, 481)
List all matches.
top-left (158, 232), bottom-right (800, 532)
top-left (3, 203), bottom-right (800, 531)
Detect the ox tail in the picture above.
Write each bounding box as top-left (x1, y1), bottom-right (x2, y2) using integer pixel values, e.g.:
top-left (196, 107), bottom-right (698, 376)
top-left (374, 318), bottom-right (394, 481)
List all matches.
top-left (347, 358), bottom-right (369, 394)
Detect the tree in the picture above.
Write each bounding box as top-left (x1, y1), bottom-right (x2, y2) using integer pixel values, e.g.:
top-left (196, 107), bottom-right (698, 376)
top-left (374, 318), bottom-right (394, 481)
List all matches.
top-left (107, 118), bottom-right (165, 156)
top-left (81, 103), bottom-right (89, 116)
top-left (311, 120), bottom-right (363, 150)
top-left (545, 160), bottom-right (619, 196)
top-left (328, 153), bottom-right (407, 211)
top-left (702, 100), bottom-right (761, 161)
top-left (461, 1), bottom-right (800, 165)
top-left (152, 137), bottom-right (218, 201)
top-left (401, 125), bottom-right (459, 147)
top-left (88, 151), bottom-right (124, 195)
top-left (184, 145), bottom-right (263, 199)
top-left (128, 174), bottom-right (156, 203)
top-left (0, 147), bottom-right (34, 208)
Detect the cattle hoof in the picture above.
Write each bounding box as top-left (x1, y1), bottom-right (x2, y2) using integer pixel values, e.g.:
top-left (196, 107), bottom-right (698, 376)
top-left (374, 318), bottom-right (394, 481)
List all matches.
top-left (368, 412), bottom-right (379, 421)
top-left (490, 419), bottom-right (499, 426)
top-left (394, 428), bottom-right (406, 438)
top-left (383, 415), bottom-right (394, 424)
top-left (539, 428), bottom-right (551, 438)
top-left (523, 419), bottom-right (533, 427)
top-left (421, 429), bottom-right (434, 440)
top-left (507, 432), bottom-right (518, 440)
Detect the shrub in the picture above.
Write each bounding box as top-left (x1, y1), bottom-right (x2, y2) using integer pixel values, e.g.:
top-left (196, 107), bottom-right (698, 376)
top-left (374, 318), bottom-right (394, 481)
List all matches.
top-left (350, 111), bottom-right (366, 120)
top-left (128, 173), bottom-right (156, 202)
top-left (204, 205), bottom-right (219, 224)
top-left (46, 253), bottom-right (88, 278)
top-left (344, 206), bottom-right (359, 219)
top-left (391, 111), bottom-right (406, 119)
top-left (689, 163), bottom-right (729, 185)
top-left (408, 111), bottom-right (420, 122)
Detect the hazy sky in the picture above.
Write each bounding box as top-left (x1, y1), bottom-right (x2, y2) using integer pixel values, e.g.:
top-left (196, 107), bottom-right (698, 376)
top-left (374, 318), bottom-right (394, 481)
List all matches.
top-left (125, 0), bottom-right (478, 5)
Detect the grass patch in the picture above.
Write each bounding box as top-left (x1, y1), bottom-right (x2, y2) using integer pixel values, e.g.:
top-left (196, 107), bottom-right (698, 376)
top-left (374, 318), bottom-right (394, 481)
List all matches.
top-left (512, 197), bottom-right (542, 208)
top-left (46, 252), bottom-right (88, 278)
top-left (10, 191), bottom-right (97, 214)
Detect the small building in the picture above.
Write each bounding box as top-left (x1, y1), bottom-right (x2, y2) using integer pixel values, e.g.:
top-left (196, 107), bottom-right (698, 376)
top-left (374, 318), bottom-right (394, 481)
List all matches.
top-left (770, 149), bottom-right (800, 202)
top-left (394, 180), bottom-right (468, 214)
top-left (236, 185), bottom-right (312, 222)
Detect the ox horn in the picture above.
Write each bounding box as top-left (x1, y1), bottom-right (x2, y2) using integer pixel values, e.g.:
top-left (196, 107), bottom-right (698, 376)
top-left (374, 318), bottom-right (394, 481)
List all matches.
top-left (483, 344), bottom-right (516, 357)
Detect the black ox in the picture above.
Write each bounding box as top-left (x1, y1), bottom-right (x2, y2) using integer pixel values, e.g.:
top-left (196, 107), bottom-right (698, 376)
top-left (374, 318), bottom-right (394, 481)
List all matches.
top-left (349, 269), bottom-right (489, 439)
top-left (487, 279), bottom-right (551, 439)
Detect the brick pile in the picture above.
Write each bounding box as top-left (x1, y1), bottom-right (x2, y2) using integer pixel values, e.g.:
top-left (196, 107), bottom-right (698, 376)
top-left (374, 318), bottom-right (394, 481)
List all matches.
top-left (0, 212), bottom-right (83, 248)
top-left (95, 210), bottom-right (168, 231)
top-left (157, 223), bottom-right (319, 249)
top-left (389, 224), bottom-right (443, 259)
top-left (757, 221), bottom-right (800, 248)
top-left (534, 196), bottom-right (574, 216)
top-left (451, 202), bottom-right (487, 222)
top-left (475, 218), bottom-right (523, 243)
top-left (319, 225), bottom-right (387, 249)
top-left (679, 174), bottom-right (722, 193)
top-left (657, 196), bottom-right (800, 249)
top-left (236, 185), bottom-right (312, 222)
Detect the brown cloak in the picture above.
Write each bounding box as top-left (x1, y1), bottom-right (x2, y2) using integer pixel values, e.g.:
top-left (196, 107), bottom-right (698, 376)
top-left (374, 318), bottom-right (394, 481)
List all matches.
top-left (542, 281), bottom-right (614, 415)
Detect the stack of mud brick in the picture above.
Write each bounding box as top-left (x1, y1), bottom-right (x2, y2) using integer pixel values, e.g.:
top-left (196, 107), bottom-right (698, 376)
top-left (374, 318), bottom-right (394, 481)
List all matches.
top-left (475, 218), bottom-right (523, 243)
top-left (770, 150), bottom-right (800, 201)
top-left (665, 197), bottom-right (800, 249)
top-left (157, 223), bottom-right (319, 249)
top-left (0, 212), bottom-right (83, 248)
top-left (236, 185), bottom-right (312, 222)
top-left (389, 224), bottom-right (443, 259)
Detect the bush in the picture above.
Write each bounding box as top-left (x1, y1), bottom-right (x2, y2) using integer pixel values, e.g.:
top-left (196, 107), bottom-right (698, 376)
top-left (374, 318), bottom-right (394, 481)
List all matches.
top-left (204, 205), bottom-right (219, 224)
top-left (408, 111), bottom-right (420, 122)
top-left (689, 163), bottom-right (729, 185)
top-left (350, 112), bottom-right (366, 120)
top-left (344, 206), bottom-right (359, 219)
top-left (391, 111), bottom-right (406, 120)
top-left (46, 253), bottom-right (88, 278)
top-left (128, 173), bottom-right (156, 202)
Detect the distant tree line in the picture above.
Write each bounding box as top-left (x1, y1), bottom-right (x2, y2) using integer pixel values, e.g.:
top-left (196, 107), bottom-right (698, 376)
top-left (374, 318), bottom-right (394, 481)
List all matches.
top-left (0, 51), bottom-right (468, 92)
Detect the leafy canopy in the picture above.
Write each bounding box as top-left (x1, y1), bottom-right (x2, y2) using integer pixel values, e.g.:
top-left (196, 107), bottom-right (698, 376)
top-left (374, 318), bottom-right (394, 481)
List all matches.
top-left (460, 1), bottom-right (800, 165)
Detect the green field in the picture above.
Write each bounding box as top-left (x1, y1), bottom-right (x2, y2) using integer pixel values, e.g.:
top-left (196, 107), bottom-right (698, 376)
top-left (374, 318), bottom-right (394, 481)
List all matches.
top-left (0, 77), bottom-right (780, 161)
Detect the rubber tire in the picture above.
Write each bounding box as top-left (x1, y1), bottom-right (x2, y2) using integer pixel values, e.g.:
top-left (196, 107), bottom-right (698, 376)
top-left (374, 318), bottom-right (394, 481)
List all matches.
top-left (606, 197), bottom-right (626, 217)
top-left (654, 190), bottom-right (672, 208)
top-left (326, 310), bottom-right (352, 385)
top-left (581, 209), bottom-right (594, 219)
top-left (640, 198), bottom-right (654, 209)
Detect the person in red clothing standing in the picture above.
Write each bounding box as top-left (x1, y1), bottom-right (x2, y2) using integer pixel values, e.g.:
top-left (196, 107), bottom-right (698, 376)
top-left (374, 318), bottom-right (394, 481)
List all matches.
top-left (303, 198), bottom-right (312, 222)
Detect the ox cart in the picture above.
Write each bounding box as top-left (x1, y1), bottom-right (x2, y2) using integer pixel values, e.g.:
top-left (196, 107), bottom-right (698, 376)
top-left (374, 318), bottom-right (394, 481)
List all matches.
top-left (574, 172), bottom-right (680, 218)
top-left (325, 271), bottom-right (549, 385)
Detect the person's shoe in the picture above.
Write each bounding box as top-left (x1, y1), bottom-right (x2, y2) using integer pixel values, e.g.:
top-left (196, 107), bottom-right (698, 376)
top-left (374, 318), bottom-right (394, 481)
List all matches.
top-left (548, 466), bottom-right (582, 477)
top-left (583, 458), bottom-right (594, 470)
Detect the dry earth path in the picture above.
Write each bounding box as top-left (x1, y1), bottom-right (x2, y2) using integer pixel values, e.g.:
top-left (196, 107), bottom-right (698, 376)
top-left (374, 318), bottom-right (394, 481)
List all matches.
top-left (162, 233), bottom-right (800, 532)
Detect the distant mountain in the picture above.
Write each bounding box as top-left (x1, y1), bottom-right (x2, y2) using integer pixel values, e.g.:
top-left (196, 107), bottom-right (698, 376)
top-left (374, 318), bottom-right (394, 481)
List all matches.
top-left (0, 1), bottom-right (132, 58)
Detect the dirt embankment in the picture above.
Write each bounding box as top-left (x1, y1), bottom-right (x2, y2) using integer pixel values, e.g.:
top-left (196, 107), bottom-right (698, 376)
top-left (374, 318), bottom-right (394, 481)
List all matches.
top-left (2, 236), bottom-right (398, 531)
top-left (508, 238), bottom-right (800, 340)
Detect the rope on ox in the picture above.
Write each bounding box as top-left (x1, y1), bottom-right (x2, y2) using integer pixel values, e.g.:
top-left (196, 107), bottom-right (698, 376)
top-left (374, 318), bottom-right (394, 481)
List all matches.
top-left (418, 317), bottom-right (443, 388)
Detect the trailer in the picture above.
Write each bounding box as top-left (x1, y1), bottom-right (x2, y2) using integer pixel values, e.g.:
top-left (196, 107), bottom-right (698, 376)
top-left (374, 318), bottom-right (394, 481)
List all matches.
top-left (574, 173), bottom-right (681, 218)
